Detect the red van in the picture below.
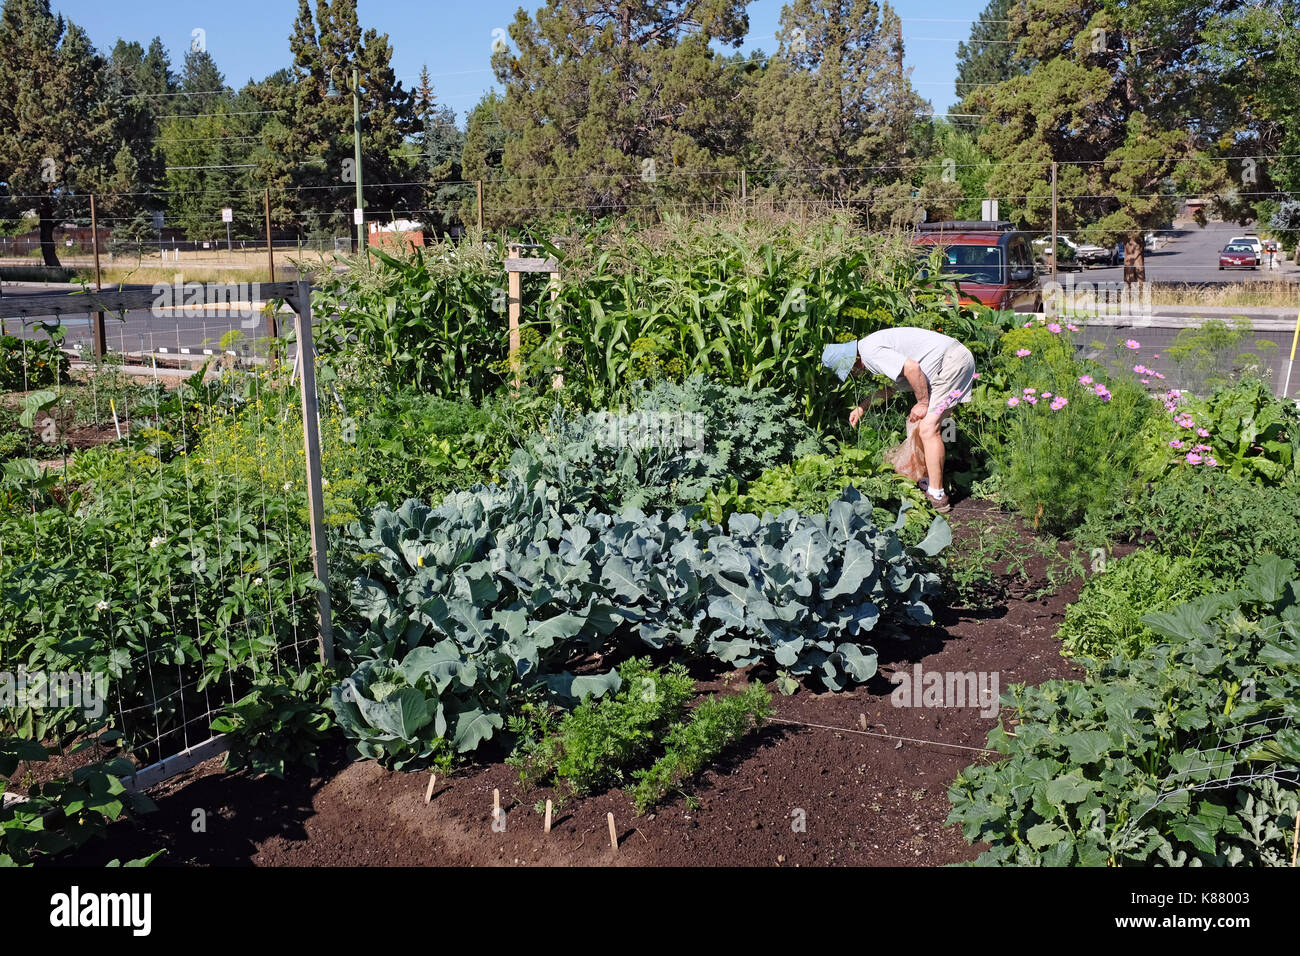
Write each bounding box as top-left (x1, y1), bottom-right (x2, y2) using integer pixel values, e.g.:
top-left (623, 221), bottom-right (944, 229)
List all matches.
top-left (913, 221), bottom-right (1043, 313)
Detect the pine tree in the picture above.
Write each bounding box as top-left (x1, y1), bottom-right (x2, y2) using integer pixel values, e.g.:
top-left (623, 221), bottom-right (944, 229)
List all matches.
top-left (0, 0), bottom-right (143, 265)
top-left (489, 0), bottom-right (752, 225)
top-left (953, 0), bottom-right (1025, 119)
top-left (750, 0), bottom-right (929, 227)
top-left (254, 0), bottom-right (419, 236)
top-left (978, 0), bottom-right (1236, 282)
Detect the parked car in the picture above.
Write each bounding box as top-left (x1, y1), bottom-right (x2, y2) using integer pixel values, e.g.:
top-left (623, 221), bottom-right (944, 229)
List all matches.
top-left (1032, 235), bottom-right (1082, 272)
top-left (1032, 233), bottom-right (1110, 268)
top-left (1219, 242), bottom-right (1258, 270)
top-left (1229, 235), bottom-right (1263, 265)
top-left (914, 221), bottom-right (1042, 312)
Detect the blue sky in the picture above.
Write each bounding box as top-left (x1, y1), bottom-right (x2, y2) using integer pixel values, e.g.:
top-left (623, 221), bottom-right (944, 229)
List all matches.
top-left (53, 0), bottom-right (988, 117)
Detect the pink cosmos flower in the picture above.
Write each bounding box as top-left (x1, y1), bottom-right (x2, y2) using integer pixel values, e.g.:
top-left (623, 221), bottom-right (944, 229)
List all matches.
top-left (1007, 396), bottom-right (1020, 407)
top-left (1154, 372), bottom-right (1165, 380)
top-left (1050, 397), bottom-right (1068, 410)
top-left (1022, 321), bottom-right (1033, 328)
top-left (1169, 440), bottom-right (1184, 449)
top-left (1041, 391), bottom-right (1052, 398)
top-left (972, 372), bottom-right (981, 380)
top-left (1186, 453), bottom-right (1203, 465)
top-left (1048, 323), bottom-right (1062, 334)
top-left (1024, 395), bottom-right (1038, 405)
top-left (1196, 428), bottom-right (1209, 438)
top-left (1023, 387), bottom-right (1037, 394)
top-left (1015, 348), bottom-right (1031, 357)
top-left (1067, 323), bottom-right (1079, 332)
top-left (1206, 457), bottom-right (1218, 467)
top-left (1141, 378), bottom-right (1150, 384)
top-left (1125, 339), bottom-right (1140, 349)
top-left (1192, 444), bottom-right (1211, 453)
top-left (1079, 375), bottom-right (1094, 385)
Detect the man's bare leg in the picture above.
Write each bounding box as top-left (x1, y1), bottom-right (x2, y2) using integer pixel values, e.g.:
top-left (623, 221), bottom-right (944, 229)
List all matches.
top-left (917, 415), bottom-right (945, 493)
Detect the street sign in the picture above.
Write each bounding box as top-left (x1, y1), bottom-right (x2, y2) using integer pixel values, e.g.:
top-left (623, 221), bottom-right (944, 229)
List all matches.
top-left (221, 208), bottom-right (233, 223)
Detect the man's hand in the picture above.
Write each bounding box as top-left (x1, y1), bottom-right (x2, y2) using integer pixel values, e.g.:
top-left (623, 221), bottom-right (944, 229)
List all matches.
top-left (908, 402), bottom-right (929, 423)
top-left (849, 405), bottom-right (864, 428)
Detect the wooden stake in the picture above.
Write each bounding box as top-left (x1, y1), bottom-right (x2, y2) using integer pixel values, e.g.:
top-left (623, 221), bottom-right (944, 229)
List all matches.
top-left (506, 252), bottom-right (522, 389)
top-left (607, 811), bottom-right (618, 851)
top-left (292, 281), bottom-right (335, 665)
top-left (89, 194), bottom-right (106, 358)
top-left (858, 713), bottom-right (867, 731)
top-left (544, 799), bottom-right (553, 834)
top-left (493, 788), bottom-right (501, 820)
top-left (424, 773), bottom-right (437, 803)
top-left (476, 179), bottom-right (484, 232)
top-left (1291, 806), bottom-right (1299, 867)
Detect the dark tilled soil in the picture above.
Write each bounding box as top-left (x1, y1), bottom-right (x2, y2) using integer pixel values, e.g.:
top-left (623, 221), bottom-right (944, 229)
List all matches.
top-left (56, 496), bottom-right (1092, 867)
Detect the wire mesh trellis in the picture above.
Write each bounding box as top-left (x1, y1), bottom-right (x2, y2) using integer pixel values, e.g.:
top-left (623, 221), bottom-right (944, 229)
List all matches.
top-left (0, 282), bottom-right (331, 792)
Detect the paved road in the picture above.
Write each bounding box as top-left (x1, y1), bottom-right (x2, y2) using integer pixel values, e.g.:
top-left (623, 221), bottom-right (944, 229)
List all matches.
top-left (1047, 219), bottom-right (1299, 286)
top-left (0, 283), bottom-right (292, 360)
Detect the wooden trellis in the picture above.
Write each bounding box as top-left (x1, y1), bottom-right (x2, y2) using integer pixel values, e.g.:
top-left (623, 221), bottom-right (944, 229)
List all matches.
top-left (504, 243), bottom-right (561, 387)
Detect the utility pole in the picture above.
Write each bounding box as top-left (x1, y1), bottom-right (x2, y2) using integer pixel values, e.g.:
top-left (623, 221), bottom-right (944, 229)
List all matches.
top-left (353, 67), bottom-right (366, 250)
top-left (1050, 162), bottom-right (1059, 284)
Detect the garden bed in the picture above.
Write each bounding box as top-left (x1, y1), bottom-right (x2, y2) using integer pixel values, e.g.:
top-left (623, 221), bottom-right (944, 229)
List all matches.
top-left (58, 499), bottom-right (1090, 867)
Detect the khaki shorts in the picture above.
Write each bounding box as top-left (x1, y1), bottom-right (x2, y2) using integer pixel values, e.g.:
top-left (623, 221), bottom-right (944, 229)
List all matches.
top-left (929, 343), bottom-right (976, 417)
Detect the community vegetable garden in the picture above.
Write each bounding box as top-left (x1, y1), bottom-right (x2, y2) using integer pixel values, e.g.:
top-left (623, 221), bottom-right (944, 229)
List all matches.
top-left (2, 210), bottom-right (1299, 867)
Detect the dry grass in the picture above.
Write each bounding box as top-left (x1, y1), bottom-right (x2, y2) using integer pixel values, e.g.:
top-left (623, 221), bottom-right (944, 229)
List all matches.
top-left (1150, 280), bottom-right (1300, 308)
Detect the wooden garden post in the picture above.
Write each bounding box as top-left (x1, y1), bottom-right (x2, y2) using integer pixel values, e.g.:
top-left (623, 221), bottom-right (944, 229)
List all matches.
top-left (293, 280), bottom-right (334, 665)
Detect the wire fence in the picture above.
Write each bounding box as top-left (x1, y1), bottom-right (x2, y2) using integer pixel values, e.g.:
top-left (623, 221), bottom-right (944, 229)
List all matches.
top-left (0, 285), bottom-right (323, 788)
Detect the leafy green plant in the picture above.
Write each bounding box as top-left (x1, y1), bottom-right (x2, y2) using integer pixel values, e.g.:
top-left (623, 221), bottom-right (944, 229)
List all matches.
top-left (312, 241), bottom-right (508, 400)
top-left (1, 733), bottom-right (155, 866)
top-left (969, 334), bottom-right (1155, 535)
top-left (948, 556), bottom-right (1300, 866)
top-left (1057, 549), bottom-right (1219, 661)
top-left (699, 446), bottom-right (927, 531)
top-left (509, 658), bottom-right (695, 795)
top-left (331, 480), bottom-right (949, 765)
top-left (0, 328), bottom-right (70, 390)
top-left (1121, 467), bottom-right (1300, 581)
top-left (631, 682), bottom-right (772, 813)
top-left (517, 375), bottom-right (823, 514)
top-left (211, 665), bottom-right (337, 778)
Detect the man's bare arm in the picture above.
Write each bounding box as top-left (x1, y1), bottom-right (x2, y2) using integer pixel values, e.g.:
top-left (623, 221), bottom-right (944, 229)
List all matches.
top-left (901, 359), bottom-right (930, 408)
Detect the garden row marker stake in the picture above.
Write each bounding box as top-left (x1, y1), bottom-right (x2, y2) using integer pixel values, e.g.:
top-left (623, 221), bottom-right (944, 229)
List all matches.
top-left (544, 799), bottom-right (553, 834)
top-left (507, 249), bottom-right (522, 389)
top-left (109, 398), bottom-right (121, 440)
top-left (494, 788), bottom-right (501, 819)
top-left (424, 774), bottom-right (437, 804)
top-left (608, 812), bottom-right (618, 852)
top-left (1291, 806), bottom-right (1298, 867)
top-left (292, 280), bottom-right (335, 665)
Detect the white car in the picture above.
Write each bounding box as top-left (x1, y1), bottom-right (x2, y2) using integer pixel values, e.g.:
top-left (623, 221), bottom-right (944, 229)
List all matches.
top-left (1229, 235), bottom-right (1263, 265)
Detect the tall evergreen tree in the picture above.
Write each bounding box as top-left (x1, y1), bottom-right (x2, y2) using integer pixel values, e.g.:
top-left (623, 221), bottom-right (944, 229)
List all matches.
top-left (460, 91), bottom-right (506, 229)
top-left (978, 0), bottom-right (1236, 282)
top-left (255, 0), bottom-right (419, 236)
top-left (953, 0), bottom-right (1025, 119)
top-left (489, 0), bottom-right (752, 223)
top-left (0, 0), bottom-right (146, 265)
top-left (411, 66), bottom-right (467, 234)
top-left (750, 0), bottom-right (929, 227)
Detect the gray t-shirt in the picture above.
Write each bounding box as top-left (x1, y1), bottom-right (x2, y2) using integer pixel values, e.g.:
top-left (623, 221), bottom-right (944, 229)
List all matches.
top-left (857, 328), bottom-right (958, 389)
